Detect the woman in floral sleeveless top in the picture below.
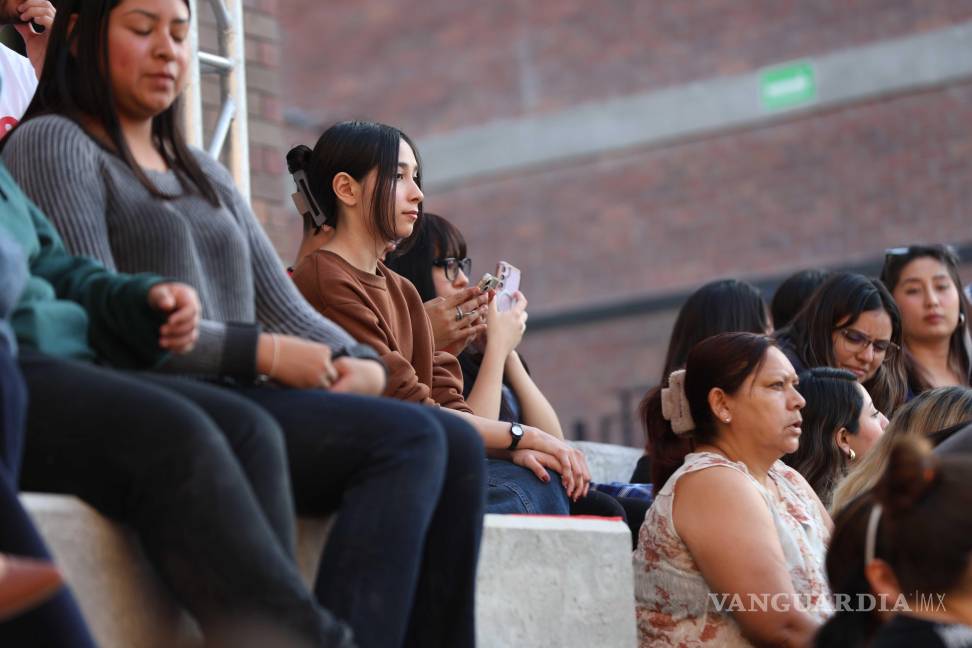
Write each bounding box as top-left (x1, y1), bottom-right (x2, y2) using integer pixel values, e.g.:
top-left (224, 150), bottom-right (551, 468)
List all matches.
top-left (635, 332), bottom-right (833, 647)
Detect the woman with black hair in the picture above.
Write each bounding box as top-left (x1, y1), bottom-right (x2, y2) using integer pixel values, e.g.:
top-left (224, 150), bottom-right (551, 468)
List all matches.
top-left (775, 272), bottom-right (907, 417)
top-left (637, 278), bottom-right (770, 485)
top-left (388, 213), bottom-right (642, 532)
top-left (287, 122), bottom-right (590, 518)
top-left (782, 367), bottom-right (888, 507)
top-left (387, 213), bottom-right (554, 435)
top-left (880, 244), bottom-right (972, 394)
top-left (1, 2), bottom-right (486, 646)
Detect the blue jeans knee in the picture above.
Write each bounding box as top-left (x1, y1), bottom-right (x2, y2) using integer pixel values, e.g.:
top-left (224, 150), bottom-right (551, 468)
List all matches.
top-left (485, 459), bottom-right (569, 515)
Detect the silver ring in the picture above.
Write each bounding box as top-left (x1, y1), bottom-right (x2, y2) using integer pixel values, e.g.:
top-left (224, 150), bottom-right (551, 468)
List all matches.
top-left (455, 306), bottom-right (464, 321)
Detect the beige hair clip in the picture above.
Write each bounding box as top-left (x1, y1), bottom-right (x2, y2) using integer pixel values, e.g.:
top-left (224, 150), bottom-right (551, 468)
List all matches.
top-left (660, 369), bottom-right (695, 436)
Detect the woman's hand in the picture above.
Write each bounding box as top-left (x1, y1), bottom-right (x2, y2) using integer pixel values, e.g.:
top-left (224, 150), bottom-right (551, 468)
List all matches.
top-left (520, 426), bottom-right (591, 501)
top-left (147, 282), bottom-right (200, 354)
top-left (509, 448), bottom-right (559, 483)
top-left (257, 334), bottom-right (339, 390)
top-left (424, 286), bottom-right (489, 354)
top-left (484, 291), bottom-right (528, 359)
top-left (12, 1), bottom-right (56, 78)
top-left (330, 356), bottom-right (386, 396)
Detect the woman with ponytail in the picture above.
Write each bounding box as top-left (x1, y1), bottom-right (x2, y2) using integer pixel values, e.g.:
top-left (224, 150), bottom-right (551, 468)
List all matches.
top-left (783, 367), bottom-right (888, 507)
top-left (634, 332), bottom-right (832, 647)
top-left (817, 437), bottom-right (972, 647)
top-left (287, 121), bottom-right (591, 515)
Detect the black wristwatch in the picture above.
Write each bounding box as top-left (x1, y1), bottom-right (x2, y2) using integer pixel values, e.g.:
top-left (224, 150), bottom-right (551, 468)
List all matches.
top-left (507, 423), bottom-right (525, 450)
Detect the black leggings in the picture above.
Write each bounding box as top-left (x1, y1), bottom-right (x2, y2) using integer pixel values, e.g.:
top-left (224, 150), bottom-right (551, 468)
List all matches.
top-left (17, 351), bottom-right (352, 646)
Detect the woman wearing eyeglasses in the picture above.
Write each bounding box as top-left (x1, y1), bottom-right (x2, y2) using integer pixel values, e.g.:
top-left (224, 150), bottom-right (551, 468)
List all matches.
top-left (879, 245), bottom-right (972, 396)
top-left (387, 214), bottom-right (542, 427)
top-left (774, 273), bottom-right (908, 417)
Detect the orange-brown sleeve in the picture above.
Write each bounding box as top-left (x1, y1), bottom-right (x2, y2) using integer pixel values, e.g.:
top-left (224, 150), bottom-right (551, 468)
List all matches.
top-left (431, 350), bottom-right (472, 412)
top-left (292, 255), bottom-right (439, 406)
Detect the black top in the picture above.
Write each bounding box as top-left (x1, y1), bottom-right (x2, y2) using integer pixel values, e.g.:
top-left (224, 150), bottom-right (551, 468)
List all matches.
top-left (872, 615), bottom-right (972, 648)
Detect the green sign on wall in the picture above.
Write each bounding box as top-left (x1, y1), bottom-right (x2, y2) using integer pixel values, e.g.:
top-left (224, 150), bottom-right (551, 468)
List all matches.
top-left (761, 61), bottom-right (817, 111)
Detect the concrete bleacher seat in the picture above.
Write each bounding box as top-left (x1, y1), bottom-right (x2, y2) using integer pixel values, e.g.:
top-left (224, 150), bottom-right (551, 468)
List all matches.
top-left (571, 440), bottom-right (642, 484)
top-left (22, 441), bottom-right (642, 647)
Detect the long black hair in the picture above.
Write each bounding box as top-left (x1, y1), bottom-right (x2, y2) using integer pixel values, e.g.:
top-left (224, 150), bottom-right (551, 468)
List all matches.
top-left (5, 0), bottom-right (220, 206)
top-left (880, 244), bottom-right (972, 394)
top-left (782, 367), bottom-right (863, 507)
top-left (639, 279), bottom-right (769, 457)
top-left (776, 273), bottom-right (907, 415)
top-left (287, 121), bottom-right (423, 251)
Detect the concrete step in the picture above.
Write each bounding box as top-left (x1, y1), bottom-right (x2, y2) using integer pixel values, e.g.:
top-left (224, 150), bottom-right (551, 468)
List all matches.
top-left (23, 494), bottom-right (636, 648)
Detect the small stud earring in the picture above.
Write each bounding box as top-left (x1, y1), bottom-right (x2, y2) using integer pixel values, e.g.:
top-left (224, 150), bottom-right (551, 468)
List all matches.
top-left (961, 312), bottom-right (967, 326)
top-left (847, 448), bottom-right (857, 462)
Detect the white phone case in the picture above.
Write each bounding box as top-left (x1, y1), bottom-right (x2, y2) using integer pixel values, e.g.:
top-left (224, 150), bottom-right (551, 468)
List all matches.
top-left (495, 261), bottom-right (521, 312)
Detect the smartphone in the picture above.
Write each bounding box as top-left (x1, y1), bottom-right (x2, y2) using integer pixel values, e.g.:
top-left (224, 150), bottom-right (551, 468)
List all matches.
top-left (477, 272), bottom-right (501, 292)
top-left (494, 261), bottom-right (521, 312)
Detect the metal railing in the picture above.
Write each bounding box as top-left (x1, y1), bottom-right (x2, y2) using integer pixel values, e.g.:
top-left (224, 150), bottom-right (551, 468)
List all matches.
top-left (182, 0), bottom-right (250, 203)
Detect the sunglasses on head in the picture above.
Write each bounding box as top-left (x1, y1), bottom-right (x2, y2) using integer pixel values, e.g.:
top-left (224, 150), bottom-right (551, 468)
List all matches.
top-left (884, 244), bottom-right (959, 264)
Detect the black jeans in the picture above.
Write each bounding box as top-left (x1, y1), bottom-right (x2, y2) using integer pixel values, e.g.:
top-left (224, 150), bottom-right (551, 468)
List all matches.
top-left (0, 347), bottom-right (97, 647)
top-left (17, 351), bottom-right (352, 647)
top-left (234, 386), bottom-right (486, 648)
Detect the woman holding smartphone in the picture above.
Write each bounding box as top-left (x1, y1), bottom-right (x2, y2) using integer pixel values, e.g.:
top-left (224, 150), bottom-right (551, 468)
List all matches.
top-left (388, 213), bottom-right (640, 527)
top-left (287, 122), bottom-right (591, 515)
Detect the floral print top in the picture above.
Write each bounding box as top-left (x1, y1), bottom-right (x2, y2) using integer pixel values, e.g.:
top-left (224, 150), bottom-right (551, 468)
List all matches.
top-left (633, 451), bottom-right (832, 647)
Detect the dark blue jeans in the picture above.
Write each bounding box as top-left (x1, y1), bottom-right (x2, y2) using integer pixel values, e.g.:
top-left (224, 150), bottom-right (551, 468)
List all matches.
top-left (0, 347), bottom-right (97, 647)
top-left (233, 386), bottom-right (486, 648)
top-left (17, 351), bottom-right (353, 647)
top-left (486, 459), bottom-right (570, 515)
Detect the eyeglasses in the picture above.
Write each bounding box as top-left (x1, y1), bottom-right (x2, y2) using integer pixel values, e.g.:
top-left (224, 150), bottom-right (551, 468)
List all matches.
top-left (432, 257), bottom-right (472, 281)
top-left (835, 327), bottom-right (899, 356)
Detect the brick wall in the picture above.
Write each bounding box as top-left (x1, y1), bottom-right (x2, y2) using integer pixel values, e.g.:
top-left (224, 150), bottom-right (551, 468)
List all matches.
top-left (277, 0), bottom-right (972, 136)
top-left (246, 2), bottom-right (972, 445)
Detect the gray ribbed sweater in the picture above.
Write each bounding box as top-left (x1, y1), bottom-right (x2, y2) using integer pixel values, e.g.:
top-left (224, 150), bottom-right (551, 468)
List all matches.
top-left (2, 115), bottom-right (356, 378)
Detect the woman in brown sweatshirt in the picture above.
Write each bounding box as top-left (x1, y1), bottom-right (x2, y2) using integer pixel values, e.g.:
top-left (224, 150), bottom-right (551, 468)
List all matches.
top-left (288, 121), bottom-right (590, 513)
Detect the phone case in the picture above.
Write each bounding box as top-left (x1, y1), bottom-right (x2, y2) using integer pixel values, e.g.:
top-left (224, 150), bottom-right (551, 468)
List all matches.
top-left (477, 272), bottom-right (501, 292)
top-left (495, 261), bottom-right (521, 312)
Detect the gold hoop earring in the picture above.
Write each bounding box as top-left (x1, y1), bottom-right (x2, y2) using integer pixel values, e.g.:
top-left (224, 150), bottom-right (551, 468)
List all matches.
top-left (847, 447), bottom-right (857, 462)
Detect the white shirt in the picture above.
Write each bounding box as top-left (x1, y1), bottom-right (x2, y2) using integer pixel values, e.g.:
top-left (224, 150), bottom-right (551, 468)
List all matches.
top-left (0, 45), bottom-right (37, 139)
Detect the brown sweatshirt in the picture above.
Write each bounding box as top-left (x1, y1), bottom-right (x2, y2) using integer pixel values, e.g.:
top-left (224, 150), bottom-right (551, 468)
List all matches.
top-left (293, 249), bottom-right (471, 412)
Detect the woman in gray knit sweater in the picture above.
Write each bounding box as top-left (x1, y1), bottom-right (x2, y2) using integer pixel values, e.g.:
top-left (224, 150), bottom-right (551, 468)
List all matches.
top-left (1, 1), bottom-right (487, 647)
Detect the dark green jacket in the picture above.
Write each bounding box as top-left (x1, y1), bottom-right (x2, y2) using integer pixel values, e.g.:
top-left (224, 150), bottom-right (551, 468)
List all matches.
top-left (0, 161), bottom-right (168, 367)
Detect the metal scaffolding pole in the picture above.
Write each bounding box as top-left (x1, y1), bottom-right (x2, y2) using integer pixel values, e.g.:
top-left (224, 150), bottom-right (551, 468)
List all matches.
top-left (182, 0), bottom-right (251, 203)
